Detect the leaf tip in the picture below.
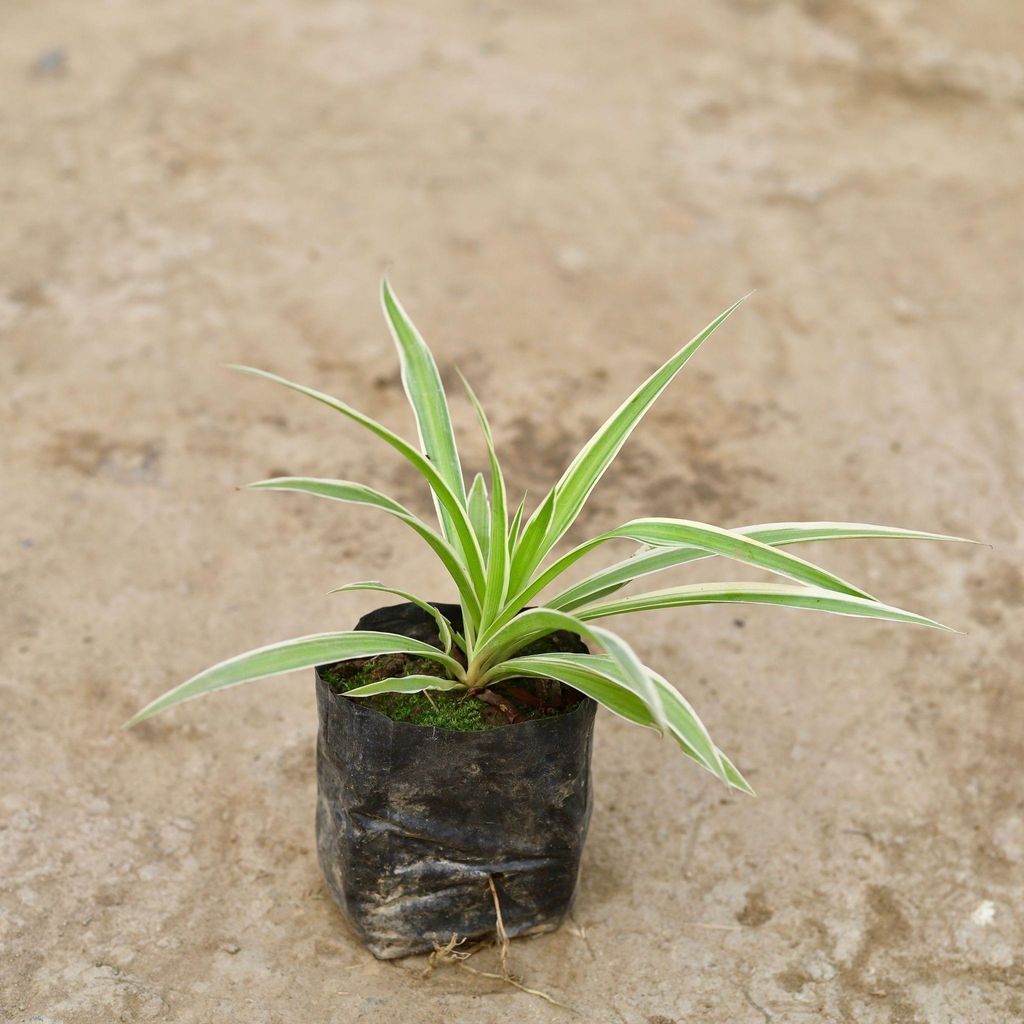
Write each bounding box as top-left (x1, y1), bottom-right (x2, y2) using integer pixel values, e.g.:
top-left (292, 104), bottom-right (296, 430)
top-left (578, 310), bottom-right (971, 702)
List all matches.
top-left (380, 275), bottom-right (404, 319)
top-left (935, 532), bottom-right (987, 547)
top-left (920, 619), bottom-right (964, 635)
top-left (921, 613), bottom-right (963, 634)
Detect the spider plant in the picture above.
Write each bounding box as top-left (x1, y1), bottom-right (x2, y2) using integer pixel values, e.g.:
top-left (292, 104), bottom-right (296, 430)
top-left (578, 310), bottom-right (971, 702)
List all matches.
top-left (125, 281), bottom-right (968, 793)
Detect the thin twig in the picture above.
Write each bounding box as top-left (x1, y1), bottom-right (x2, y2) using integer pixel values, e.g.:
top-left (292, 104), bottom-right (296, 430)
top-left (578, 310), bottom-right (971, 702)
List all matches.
top-left (567, 913), bottom-right (595, 960)
top-left (474, 689), bottom-right (524, 723)
top-left (742, 984), bottom-right (773, 1023)
top-left (681, 921), bottom-right (744, 931)
top-left (487, 876), bottom-right (511, 978)
top-left (455, 959), bottom-right (577, 1009)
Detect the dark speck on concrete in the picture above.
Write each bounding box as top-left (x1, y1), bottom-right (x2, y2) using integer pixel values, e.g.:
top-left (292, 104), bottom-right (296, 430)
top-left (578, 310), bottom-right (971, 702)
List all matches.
top-left (31, 47), bottom-right (66, 77)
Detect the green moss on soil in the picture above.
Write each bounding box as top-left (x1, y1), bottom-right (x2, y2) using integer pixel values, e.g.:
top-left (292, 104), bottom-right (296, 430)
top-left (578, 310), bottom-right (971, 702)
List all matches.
top-left (320, 630), bottom-right (583, 732)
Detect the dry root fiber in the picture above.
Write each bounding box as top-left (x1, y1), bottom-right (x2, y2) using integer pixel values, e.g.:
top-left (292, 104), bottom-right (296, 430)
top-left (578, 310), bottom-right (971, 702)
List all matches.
top-left (422, 876), bottom-right (576, 1013)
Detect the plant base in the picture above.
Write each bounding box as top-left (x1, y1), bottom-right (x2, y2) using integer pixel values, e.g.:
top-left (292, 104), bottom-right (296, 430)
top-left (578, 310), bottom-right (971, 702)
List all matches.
top-left (314, 602), bottom-right (596, 959)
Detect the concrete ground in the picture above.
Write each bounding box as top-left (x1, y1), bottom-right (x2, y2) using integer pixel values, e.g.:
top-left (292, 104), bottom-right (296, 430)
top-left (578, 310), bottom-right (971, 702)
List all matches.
top-left (2, 1), bottom-right (1022, 1021)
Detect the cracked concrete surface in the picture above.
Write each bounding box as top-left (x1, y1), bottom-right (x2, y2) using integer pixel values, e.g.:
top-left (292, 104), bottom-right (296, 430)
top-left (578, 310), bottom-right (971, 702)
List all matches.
top-left (2, 1), bottom-right (1022, 1021)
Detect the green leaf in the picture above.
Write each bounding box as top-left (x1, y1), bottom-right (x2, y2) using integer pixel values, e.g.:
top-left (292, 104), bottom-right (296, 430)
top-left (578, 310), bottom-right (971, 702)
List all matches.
top-left (644, 664), bottom-right (727, 780)
top-left (566, 582), bottom-right (625, 607)
top-left (459, 372), bottom-right (509, 631)
top-left (487, 514), bottom-right (877, 640)
top-left (247, 477), bottom-right (481, 622)
top-left (531, 653), bottom-right (753, 793)
top-left (345, 674), bottom-right (466, 698)
top-left (592, 626), bottom-right (672, 742)
top-left (473, 606), bottom-right (669, 735)
top-left (508, 488), bottom-right (557, 593)
top-left (489, 653), bottom-right (745, 790)
top-left (508, 496), bottom-right (526, 547)
top-left (381, 279), bottom-right (468, 543)
top-left (230, 366), bottom-right (486, 596)
top-left (736, 522), bottom-right (978, 547)
top-left (248, 476), bottom-right (408, 515)
top-left (717, 750), bottom-right (756, 796)
top-left (550, 521), bottom-right (977, 611)
top-left (522, 297), bottom-right (747, 574)
top-left (488, 654), bottom-right (655, 727)
top-left (124, 631), bottom-right (465, 728)
top-left (467, 473), bottom-right (490, 554)
top-left (576, 583), bottom-right (955, 631)
top-left (503, 648), bottom-right (722, 778)
top-left (329, 581), bottom-right (460, 655)
top-left (605, 519), bottom-right (873, 598)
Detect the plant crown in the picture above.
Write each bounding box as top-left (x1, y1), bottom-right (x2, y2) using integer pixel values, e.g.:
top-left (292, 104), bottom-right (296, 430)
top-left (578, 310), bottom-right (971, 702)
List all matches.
top-left (126, 282), bottom-right (970, 793)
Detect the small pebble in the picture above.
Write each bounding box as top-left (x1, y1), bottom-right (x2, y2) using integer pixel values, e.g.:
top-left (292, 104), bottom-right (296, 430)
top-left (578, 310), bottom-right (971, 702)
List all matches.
top-left (555, 245), bottom-right (589, 276)
top-left (971, 900), bottom-right (995, 927)
top-left (891, 296), bottom-right (923, 323)
top-left (222, 942), bottom-right (241, 954)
